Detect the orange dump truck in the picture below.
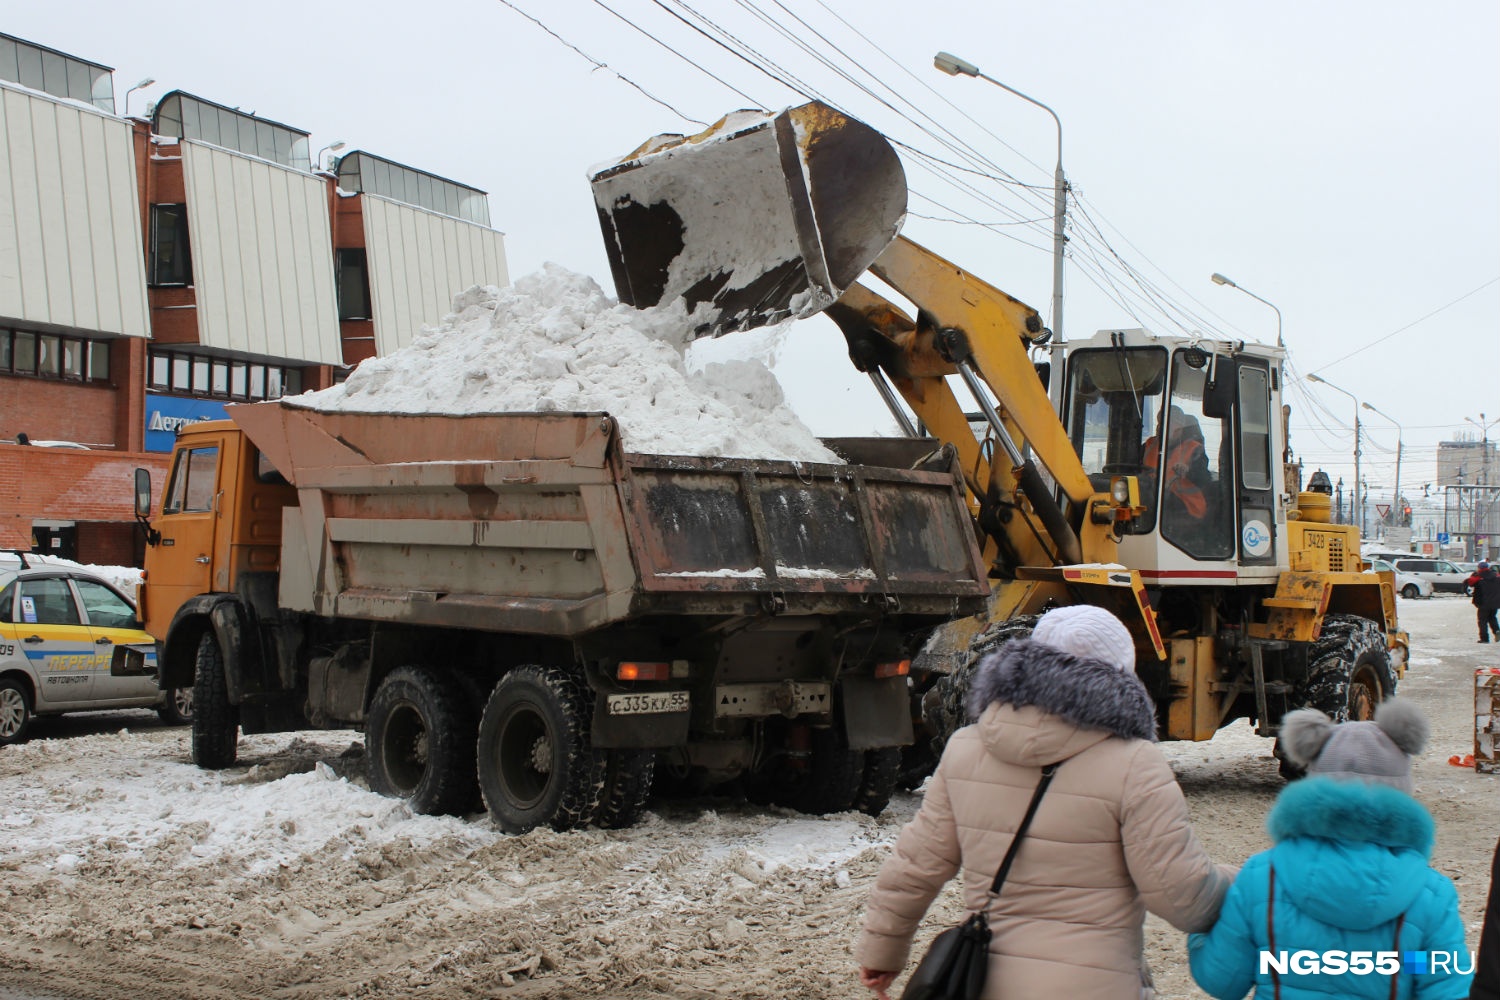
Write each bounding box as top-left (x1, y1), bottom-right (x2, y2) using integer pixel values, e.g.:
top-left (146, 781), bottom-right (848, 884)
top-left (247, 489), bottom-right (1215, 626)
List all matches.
top-left (132, 401), bottom-right (988, 831)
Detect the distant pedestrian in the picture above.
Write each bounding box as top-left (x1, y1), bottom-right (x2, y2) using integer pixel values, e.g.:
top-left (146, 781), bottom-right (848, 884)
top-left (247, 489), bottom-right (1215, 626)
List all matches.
top-left (1188, 700), bottom-right (1471, 999)
top-left (1473, 562), bottom-right (1500, 643)
top-left (856, 604), bottom-right (1231, 1000)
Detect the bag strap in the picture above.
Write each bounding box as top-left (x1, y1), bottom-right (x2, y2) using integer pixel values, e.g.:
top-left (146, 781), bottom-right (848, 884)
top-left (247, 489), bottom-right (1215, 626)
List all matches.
top-left (1267, 864), bottom-right (1281, 1000)
top-left (987, 762), bottom-right (1060, 897)
top-left (1389, 912), bottom-right (1406, 1000)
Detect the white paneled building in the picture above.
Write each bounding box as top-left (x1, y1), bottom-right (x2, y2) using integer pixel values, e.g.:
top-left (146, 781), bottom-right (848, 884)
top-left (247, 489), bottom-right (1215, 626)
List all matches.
top-left (0, 33), bottom-right (510, 562)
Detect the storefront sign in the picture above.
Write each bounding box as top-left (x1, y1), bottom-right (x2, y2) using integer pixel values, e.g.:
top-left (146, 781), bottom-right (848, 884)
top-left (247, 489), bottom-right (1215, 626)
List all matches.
top-left (144, 394), bottom-right (227, 452)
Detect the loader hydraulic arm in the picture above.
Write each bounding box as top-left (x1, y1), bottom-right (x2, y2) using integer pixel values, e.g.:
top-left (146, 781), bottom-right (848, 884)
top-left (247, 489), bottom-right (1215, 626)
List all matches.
top-left (826, 236), bottom-right (1116, 575)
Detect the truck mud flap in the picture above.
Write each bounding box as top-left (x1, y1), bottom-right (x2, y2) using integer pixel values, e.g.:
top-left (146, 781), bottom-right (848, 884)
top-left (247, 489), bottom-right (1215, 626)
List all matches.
top-left (840, 675), bottom-right (914, 750)
top-left (591, 697), bottom-right (691, 749)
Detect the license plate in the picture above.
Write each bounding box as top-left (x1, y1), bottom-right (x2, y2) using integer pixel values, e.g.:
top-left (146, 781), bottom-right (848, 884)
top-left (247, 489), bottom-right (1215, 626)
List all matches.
top-left (606, 691), bottom-right (690, 715)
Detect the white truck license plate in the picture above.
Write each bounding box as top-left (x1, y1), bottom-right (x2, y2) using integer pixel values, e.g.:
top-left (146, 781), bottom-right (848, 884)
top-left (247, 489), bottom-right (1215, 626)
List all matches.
top-left (606, 691), bottom-right (690, 715)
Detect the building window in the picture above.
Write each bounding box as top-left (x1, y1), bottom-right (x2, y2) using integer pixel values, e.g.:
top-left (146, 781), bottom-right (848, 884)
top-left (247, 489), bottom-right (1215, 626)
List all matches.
top-left (336, 249), bottom-right (372, 321)
top-left (0, 328), bottom-right (111, 383)
top-left (146, 348), bottom-right (303, 402)
top-left (149, 204), bottom-right (193, 287)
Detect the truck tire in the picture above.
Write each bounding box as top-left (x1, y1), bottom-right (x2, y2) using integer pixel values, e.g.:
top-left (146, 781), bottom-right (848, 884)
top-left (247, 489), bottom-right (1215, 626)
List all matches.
top-left (476, 665), bottom-right (606, 834)
top-left (853, 746), bottom-right (901, 817)
top-left (753, 726), bottom-right (864, 815)
top-left (0, 677), bottom-right (34, 745)
top-left (366, 667), bottom-right (479, 816)
top-left (592, 750), bottom-right (656, 829)
top-left (158, 687), bottom-right (194, 726)
top-left (192, 632), bottom-right (239, 769)
top-left (1276, 614), bottom-right (1394, 779)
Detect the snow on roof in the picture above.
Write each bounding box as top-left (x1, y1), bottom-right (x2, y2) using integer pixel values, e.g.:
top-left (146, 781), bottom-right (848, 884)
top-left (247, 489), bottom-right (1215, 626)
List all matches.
top-left (293, 265), bottom-right (840, 465)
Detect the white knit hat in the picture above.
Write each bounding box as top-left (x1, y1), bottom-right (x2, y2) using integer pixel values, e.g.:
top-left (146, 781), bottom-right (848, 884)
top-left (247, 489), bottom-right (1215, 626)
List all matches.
top-left (1030, 605), bottom-right (1137, 674)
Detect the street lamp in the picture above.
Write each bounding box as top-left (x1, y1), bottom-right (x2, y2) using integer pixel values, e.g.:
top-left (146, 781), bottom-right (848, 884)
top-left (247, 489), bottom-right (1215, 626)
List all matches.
top-left (1362, 402), bottom-right (1403, 528)
top-left (315, 141), bottom-right (347, 172)
top-left (123, 76), bottom-right (156, 118)
top-left (934, 51), bottom-right (1067, 410)
top-left (1306, 373), bottom-right (1362, 534)
top-left (1466, 413), bottom-right (1499, 485)
top-left (1467, 413), bottom-right (1500, 560)
top-left (1210, 272), bottom-right (1283, 349)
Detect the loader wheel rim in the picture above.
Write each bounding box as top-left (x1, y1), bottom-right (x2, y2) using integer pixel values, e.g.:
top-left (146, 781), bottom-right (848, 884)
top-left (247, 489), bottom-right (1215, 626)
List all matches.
top-left (1349, 666), bottom-right (1381, 723)
top-left (0, 686), bottom-right (25, 737)
top-left (379, 702), bottom-right (430, 795)
top-left (496, 704), bottom-right (552, 810)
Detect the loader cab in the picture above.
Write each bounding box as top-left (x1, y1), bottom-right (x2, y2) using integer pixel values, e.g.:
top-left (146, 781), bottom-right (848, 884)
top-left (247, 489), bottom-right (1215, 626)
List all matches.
top-left (1064, 330), bottom-right (1285, 581)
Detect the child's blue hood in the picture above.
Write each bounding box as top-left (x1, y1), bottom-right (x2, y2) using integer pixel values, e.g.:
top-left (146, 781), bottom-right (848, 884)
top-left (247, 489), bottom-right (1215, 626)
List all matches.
top-left (1266, 777), bottom-right (1435, 932)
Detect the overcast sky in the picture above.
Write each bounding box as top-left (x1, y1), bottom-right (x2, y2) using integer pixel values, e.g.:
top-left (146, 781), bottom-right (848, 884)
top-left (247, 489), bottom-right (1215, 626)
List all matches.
top-left (13, 0), bottom-right (1498, 507)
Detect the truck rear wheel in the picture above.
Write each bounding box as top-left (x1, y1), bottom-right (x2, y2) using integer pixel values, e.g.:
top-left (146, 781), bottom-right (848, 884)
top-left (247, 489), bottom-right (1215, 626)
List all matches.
top-left (1276, 614), bottom-right (1394, 779)
top-left (592, 750), bottom-right (656, 829)
top-left (477, 665), bottom-right (606, 834)
top-left (366, 667), bottom-right (479, 816)
top-left (853, 747), bottom-right (901, 817)
top-left (192, 632), bottom-right (239, 769)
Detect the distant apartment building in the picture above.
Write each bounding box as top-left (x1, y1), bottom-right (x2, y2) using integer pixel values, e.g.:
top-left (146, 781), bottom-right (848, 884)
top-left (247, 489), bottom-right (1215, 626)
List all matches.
top-left (1437, 434), bottom-right (1499, 487)
top-left (0, 33), bottom-right (509, 563)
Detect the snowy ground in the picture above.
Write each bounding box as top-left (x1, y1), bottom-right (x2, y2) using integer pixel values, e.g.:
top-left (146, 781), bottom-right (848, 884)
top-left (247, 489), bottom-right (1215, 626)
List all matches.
top-left (1, 595), bottom-right (1496, 999)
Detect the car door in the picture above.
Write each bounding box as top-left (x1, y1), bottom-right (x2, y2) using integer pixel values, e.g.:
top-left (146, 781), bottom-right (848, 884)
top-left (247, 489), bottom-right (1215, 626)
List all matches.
top-left (1431, 560), bottom-right (1467, 593)
top-left (75, 576), bottom-right (160, 705)
top-left (8, 575), bottom-right (95, 708)
top-left (146, 442), bottom-right (222, 633)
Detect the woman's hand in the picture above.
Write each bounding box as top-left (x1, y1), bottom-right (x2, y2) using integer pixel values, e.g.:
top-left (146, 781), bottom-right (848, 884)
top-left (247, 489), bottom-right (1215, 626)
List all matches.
top-left (858, 966), bottom-right (898, 999)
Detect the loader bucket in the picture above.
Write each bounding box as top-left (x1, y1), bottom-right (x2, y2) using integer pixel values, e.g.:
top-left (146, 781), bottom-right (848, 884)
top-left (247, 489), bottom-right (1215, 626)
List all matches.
top-left (590, 102), bottom-right (906, 336)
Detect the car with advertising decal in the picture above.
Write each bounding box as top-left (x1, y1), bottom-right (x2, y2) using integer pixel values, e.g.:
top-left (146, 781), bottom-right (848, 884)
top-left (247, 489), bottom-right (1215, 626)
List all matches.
top-left (0, 555), bottom-right (190, 744)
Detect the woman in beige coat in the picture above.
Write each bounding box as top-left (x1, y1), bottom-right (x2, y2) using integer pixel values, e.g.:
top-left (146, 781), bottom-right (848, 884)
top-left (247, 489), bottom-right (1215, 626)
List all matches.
top-left (856, 605), bottom-right (1231, 1000)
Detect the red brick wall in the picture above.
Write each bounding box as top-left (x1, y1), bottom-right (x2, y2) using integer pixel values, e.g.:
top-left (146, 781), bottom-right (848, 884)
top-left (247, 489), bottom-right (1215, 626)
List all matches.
top-left (0, 375), bottom-right (121, 448)
top-left (0, 444), bottom-right (170, 558)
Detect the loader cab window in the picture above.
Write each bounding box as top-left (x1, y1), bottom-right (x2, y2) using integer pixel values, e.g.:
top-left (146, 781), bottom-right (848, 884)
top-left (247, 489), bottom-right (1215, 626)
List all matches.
top-left (1158, 352), bottom-right (1235, 560)
top-left (163, 446), bottom-right (220, 515)
top-left (1065, 346), bottom-right (1168, 534)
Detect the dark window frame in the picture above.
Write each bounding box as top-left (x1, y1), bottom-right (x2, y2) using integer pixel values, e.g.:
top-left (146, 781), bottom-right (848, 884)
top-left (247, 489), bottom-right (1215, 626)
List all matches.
top-left (146, 348), bottom-right (302, 402)
top-left (149, 203), bottom-right (193, 288)
top-left (0, 328), bottom-right (112, 383)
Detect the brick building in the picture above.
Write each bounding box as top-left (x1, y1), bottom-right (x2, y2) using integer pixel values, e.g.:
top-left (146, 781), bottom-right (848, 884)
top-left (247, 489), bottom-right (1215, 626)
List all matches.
top-left (0, 33), bottom-right (509, 563)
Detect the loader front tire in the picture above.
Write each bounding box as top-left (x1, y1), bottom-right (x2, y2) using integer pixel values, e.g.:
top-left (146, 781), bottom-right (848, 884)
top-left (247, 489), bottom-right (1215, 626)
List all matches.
top-left (366, 667), bottom-right (479, 816)
top-left (1276, 614), bottom-right (1394, 779)
top-left (477, 666), bottom-right (606, 834)
top-left (192, 631), bottom-right (239, 769)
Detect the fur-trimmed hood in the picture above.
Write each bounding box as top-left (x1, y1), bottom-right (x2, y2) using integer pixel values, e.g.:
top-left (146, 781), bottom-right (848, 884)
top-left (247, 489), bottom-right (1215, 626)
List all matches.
top-left (1266, 776), bottom-right (1436, 931)
top-left (968, 637), bottom-right (1158, 741)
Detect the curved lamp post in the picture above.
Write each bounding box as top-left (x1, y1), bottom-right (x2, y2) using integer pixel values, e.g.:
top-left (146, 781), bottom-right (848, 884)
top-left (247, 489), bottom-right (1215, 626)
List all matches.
top-left (935, 51), bottom-right (1066, 410)
top-left (1307, 373), bottom-right (1362, 533)
top-left (1211, 272), bottom-right (1283, 349)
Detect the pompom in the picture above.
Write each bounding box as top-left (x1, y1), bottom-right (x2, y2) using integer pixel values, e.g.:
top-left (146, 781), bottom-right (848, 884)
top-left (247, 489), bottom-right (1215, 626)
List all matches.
top-left (1375, 698), bottom-right (1429, 756)
top-left (1280, 707), bottom-right (1335, 766)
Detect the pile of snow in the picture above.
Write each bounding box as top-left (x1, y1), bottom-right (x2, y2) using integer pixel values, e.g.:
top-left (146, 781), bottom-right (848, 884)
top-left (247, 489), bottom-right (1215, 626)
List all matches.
top-left (295, 266), bottom-right (841, 464)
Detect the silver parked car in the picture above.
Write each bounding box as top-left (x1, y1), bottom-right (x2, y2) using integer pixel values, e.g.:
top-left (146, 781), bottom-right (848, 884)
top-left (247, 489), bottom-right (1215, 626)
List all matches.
top-left (1390, 557), bottom-right (1470, 595)
top-left (1369, 559), bottom-right (1434, 600)
top-left (0, 556), bottom-right (189, 744)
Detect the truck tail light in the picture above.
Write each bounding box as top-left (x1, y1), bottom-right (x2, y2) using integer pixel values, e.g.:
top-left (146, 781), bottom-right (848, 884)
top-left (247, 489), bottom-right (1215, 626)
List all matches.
top-left (874, 659), bottom-right (911, 679)
top-left (617, 661), bottom-right (670, 681)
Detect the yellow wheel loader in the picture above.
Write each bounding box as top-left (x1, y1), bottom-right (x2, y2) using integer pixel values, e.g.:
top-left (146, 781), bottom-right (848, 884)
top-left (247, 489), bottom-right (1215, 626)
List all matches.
top-left (590, 102), bottom-right (1405, 779)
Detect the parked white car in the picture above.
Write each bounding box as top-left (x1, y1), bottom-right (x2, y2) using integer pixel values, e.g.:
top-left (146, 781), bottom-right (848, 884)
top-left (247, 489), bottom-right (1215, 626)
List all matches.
top-left (1390, 556), bottom-right (1470, 595)
top-left (1369, 559), bottom-right (1434, 600)
top-left (0, 556), bottom-right (188, 744)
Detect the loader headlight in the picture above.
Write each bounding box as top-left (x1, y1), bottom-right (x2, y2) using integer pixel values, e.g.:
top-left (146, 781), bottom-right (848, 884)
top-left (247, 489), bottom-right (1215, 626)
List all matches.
top-left (1111, 477), bottom-right (1132, 505)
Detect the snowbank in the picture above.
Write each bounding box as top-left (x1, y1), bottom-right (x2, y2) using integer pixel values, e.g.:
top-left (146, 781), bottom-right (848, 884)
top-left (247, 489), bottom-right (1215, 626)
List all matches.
top-left (294, 266), bottom-right (841, 464)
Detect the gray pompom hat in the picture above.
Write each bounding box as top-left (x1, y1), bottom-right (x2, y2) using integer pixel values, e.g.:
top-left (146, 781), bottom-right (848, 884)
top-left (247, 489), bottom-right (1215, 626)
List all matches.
top-left (1279, 698), bottom-right (1429, 793)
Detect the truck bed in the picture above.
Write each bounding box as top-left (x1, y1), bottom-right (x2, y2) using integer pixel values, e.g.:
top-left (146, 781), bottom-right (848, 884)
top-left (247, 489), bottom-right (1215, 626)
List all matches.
top-left (231, 402), bottom-right (988, 635)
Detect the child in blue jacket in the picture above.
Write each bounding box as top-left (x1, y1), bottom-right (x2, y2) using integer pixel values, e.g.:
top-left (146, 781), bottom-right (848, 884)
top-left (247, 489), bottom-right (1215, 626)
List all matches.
top-left (1189, 699), bottom-right (1470, 999)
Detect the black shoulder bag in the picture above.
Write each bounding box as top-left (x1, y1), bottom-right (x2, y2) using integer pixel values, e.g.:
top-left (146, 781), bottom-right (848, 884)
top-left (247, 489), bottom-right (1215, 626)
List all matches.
top-left (900, 762), bottom-right (1060, 1000)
